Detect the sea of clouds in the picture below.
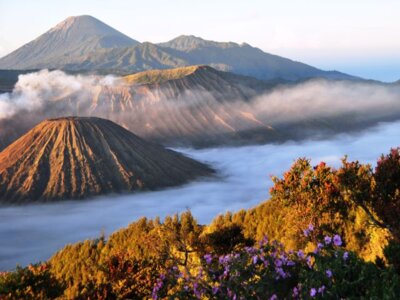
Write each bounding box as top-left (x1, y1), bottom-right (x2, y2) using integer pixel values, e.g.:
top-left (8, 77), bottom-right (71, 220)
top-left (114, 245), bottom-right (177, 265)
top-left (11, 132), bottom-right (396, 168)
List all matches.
top-left (0, 120), bottom-right (399, 270)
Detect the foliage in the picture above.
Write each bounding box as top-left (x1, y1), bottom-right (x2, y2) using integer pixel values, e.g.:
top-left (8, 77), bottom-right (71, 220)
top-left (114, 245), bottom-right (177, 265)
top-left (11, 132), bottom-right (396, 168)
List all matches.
top-left (76, 254), bottom-right (164, 299)
top-left (200, 224), bottom-right (254, 255)
top-left (46, 212), bottom-right (203, 298)
top-left (0, 263), bottom-right (64, 299)
top-left (3, 147), bottom-right (400, 299)
top-left (374, 148), bottom-right (400, 240)
top-left (155, 230), bottom-right (400, 299)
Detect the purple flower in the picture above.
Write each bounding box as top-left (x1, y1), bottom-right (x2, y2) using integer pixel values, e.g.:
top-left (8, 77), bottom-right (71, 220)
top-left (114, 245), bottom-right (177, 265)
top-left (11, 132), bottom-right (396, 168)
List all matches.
top-left (152, 278), bottom-right (164, 299)
top-left (343, 251), bottom-right (349, 260)
top-left (193, 282), bottom-right (201, 298)
top-left (252, 255), bottom-right (258, 264)
top-left (244, 246), bottom-right (253, 253)
top-left (306, 256), bottom-right (313, 268)
top-left (204, 254), bottom-right (213, 264)
top-left (269, 294), bottom-right (278, 300)
top-left (275, 267), bottom-right (287, 279)
top-left (264, 260), bottom-right (269, 267)
top-left (260, 235), bottom-right (269, 246)
top-left (326, 269), bottom-right (333, 278)
top-left (287, 260), bottom-right (296, 266)
top-left (310, 288), bottom-right (317, 297)
top-left (212, 286), bottom-right (219, 295)
top-left (318, 285), bottom-right (326, 294)
top-left (227, 289), bottom-right (233, 298)
top-left (197, 268), bottom-right (203, 278)
top-left (292, 287), bottom-right (299, 297)
top-left (333, 234), bottom-right (342, 246)
top-left (280, 254), bottom-right (288, 264)
top-left (303, 224), bottom-right (314, 237)
top-left (313, 242), bottom-right (324, 254)
top-left (223, 265), bottom-right (230, 277)
top-left (275, 258), bottom-right (283, 267)
top-left (297, 250), bottom-right (305, 259)
top-left (324, 236), bottom-right (332, 245)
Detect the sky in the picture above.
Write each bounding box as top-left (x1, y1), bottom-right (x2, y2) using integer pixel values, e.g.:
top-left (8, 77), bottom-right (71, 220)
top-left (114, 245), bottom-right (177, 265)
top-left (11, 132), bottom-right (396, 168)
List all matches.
top-left (0, 0), bottom-right (399, 81)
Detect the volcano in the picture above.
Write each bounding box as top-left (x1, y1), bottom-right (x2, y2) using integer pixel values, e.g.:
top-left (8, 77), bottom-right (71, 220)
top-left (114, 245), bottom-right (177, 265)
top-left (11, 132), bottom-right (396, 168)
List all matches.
top-left (0, 15), bottom-right (139, 70)
top-left (0, 117), bottom-right (213, 203)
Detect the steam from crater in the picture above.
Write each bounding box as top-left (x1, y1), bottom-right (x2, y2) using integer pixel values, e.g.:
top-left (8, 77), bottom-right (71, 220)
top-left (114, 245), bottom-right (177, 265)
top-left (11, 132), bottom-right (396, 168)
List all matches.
top-left (0, 69), bottom-right (399, 148)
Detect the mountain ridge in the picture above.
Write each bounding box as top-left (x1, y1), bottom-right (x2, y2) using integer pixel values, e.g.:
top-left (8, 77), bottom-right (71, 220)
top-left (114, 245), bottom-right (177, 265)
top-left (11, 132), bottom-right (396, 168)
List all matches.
top-left (0, 16), bottom-right (357, 81)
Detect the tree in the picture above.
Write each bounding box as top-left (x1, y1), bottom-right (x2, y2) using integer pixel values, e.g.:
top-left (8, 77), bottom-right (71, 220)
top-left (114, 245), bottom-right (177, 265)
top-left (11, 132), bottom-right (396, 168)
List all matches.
top-left (373, 148), bottom-right (400, 240)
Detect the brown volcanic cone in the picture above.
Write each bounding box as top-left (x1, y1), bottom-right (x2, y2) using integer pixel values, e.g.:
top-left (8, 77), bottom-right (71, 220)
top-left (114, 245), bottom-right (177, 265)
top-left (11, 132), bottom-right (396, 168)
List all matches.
top-left (0, 117), bottom-right (213, 203)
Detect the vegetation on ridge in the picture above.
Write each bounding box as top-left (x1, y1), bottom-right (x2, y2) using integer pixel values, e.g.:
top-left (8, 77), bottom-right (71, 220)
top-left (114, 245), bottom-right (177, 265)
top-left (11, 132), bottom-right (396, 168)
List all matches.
top-left (123, 65), bottom-right (208, 85)
top-left (1, 147), bottom-right (400, 298)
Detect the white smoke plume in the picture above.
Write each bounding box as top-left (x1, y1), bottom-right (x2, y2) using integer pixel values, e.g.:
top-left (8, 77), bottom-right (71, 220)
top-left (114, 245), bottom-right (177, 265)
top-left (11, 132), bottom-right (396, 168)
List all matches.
top-left (0, 70), bottom-right (117, 118)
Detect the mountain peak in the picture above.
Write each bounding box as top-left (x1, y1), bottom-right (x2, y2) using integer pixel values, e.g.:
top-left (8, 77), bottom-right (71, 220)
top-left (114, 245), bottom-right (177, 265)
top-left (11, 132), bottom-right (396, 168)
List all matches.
top-left (0, 15), bottom-right (139, 69)
top-left (50, 15), bottom-right (98, 31)
top-left (49, 15), bottom-right (125, 37)
top-left (174, 35), bottom-right (206, 42)
top-left (158, 35), bottom-right (238, 51)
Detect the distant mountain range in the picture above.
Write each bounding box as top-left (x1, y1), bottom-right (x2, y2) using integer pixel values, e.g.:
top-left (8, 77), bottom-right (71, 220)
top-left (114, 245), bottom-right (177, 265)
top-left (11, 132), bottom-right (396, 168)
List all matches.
top-left (0, 15), bottom-right (357, 81)
top-left (0, 117), bottom-right (213, 203)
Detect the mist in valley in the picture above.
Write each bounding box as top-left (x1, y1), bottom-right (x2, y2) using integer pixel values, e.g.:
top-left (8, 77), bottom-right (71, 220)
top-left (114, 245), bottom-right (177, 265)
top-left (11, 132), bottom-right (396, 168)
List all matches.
top-left (1, 120), bottom-right (400, 270)
top-left (0, 70), bottom-right (400, 148)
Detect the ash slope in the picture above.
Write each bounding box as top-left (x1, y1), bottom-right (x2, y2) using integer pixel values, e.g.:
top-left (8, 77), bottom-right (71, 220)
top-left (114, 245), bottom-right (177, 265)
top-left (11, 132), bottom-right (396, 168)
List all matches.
top-left (0, 117), bottom-right (213, 204)
top-left (0, 16), bottom-right (355, 81)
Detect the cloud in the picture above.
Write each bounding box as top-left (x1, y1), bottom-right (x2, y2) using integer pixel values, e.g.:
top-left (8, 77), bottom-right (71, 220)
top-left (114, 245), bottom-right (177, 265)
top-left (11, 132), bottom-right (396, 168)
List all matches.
top-left (250, 79), bottom-right (400, 124)
top-left (0, 70), bottom-right (400, 149)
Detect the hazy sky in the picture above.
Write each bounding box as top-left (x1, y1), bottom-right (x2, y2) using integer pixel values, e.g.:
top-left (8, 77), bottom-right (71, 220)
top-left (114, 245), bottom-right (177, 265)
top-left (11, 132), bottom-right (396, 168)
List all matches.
top-left (0, 0), bottom-right (399, 81)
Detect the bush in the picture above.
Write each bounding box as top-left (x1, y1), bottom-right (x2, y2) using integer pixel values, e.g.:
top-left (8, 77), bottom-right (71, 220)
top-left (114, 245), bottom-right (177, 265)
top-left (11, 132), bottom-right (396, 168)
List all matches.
top-left (154, 229), bottom-right (400, 299)
top-left (0, 263), bottom-right (64, 299)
